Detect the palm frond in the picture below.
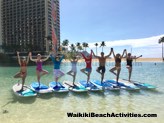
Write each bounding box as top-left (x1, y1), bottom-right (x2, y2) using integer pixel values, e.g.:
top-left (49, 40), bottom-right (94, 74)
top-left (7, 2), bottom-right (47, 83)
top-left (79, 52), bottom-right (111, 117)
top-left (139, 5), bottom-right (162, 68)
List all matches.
top-left (159, 37), bottom-right (164, 43)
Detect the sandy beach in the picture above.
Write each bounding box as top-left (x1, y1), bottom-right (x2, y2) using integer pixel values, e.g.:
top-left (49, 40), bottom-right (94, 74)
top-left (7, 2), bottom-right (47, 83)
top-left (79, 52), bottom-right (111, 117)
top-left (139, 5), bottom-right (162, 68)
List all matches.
top-left (106, 58), bottom-right (163, 62)
top-left (64, 58), bottom-right (163, 62)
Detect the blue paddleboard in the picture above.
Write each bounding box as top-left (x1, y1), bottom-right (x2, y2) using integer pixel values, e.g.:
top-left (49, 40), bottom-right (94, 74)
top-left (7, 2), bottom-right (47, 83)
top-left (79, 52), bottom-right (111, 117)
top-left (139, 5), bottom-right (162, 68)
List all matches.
top-left (79, 80), bottom-right (102, 91)
top-left (49, 81), bottom-right (69, 93)
top-left (105, 79), bottom-right (140, 90)
top-left (30, 82), bottom-right (53, 93)
top-left (13, 83), bottom-right (37, 97)
top-left (90, 80), bottom-right (120, 91)
top-left (63, 81), bottom-right (88, 93)
top-left (123, 79), bottom-right (156, 89)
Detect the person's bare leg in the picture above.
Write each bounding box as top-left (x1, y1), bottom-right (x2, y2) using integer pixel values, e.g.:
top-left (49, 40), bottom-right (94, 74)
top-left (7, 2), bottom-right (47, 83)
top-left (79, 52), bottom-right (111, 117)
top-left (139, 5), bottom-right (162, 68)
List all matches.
top-left (73, 72), bottom-right (76, 85)
top-left (67, 71), bottom-right (73, 77)
top-left (80, 68), bottom-right (87, 76)
top-left (116, 68), bottom-right (121, 85)
top-left (101, 73), bottom-right (104, 83)
top-left (96, 68), bottom-right (101, 74)
top-left (55, 77), bottom-right (58, 84)
top-left (36, 71), bottom-right (40, 87)
top-left (14, 72), bottom-right (22, 78)
top-left (40, 70), bottom-right (49, 77)
top-left (87, 72), bottom-right (91, 84)
top-left (110, 67), bottom-right (117, 76)
top-left (21, 74), bottom-right (26, 90)
top-left (129, 67), bottom-right (132, 82)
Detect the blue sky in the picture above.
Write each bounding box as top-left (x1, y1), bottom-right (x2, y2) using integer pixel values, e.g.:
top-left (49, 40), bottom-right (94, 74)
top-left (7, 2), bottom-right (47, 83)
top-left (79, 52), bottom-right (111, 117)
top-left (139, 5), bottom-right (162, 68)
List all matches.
top-left (60, 0), bottom-right (164, 58)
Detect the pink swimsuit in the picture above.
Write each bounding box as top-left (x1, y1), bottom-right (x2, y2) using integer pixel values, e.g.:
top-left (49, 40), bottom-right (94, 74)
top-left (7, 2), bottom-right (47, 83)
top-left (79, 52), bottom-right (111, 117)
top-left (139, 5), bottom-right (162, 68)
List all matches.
top-left (36, 61), bottom-right (43, 72)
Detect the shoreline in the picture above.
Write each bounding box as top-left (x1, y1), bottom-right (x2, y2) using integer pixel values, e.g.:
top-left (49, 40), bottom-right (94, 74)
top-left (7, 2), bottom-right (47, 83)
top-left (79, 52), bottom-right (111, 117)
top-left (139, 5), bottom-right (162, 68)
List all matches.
top-left (0, 58), bottom-right (163, 67)
top-left (64, 58), bottom-right (163, 62)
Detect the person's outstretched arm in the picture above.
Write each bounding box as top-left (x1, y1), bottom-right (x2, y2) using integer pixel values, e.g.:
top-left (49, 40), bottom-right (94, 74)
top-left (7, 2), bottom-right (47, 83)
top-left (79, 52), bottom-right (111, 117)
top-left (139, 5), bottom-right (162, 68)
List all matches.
top-left (17, 51), bottom-right (21, 65)
top-left (105, 48), bottom-right (113, 58)
top-left (26, 52), bottom-right (30, 64)
top-left (29, 52), bottom-right (36, 62)
top-left (92, 50), bottom-right (99, 58)
top-left (112, 49), bottom-right (116, 58)
top-left (121, 49), bottom-right (126, 58)
top-left (59, 54), bottom-right (64, 62)
top-left (50, 52), bottom-right (55, 63)
top-left (90, 50), bottom-right (93, 58)
top-left (81, 52), bottom-right (87, 59)
top-left (42, 53), bottom-right (50, 62)
top-left (134, 55), bottom-right (142, 59)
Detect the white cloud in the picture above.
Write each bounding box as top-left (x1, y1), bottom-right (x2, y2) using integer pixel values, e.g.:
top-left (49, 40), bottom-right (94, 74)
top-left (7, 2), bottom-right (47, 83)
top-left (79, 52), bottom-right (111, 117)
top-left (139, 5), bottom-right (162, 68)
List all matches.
top-left (88, 34), bottom-right (164, 48)
top-left (88, 34), bottom-right (164, 58)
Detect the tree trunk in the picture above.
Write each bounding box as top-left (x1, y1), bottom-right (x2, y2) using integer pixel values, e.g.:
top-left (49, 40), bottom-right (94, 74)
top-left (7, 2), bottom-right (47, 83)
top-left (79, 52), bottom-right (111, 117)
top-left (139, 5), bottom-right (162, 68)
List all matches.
top-left (162, 42), bottom-right (164, 62)
top-left (96, 47), bottom-right (97, 56)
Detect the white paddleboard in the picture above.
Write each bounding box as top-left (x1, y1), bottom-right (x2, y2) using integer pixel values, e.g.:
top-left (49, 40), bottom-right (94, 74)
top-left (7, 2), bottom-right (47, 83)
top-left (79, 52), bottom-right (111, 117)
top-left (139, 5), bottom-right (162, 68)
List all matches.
top-left (63, 81), bottom-right (88, 93)
top-left (13, 83), bottom-right (37, 97)
top-left (122, 79), bottom-right (156, 89)
top-left (112, 79), bottom-right (140, 90)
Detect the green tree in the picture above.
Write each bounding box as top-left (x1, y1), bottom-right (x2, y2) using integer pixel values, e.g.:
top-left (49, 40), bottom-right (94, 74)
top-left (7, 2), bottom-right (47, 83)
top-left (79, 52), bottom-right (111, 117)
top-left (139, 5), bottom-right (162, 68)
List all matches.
top-left (62, 39), bottom-right (69, 47)
top-left (62, 39), bottom-right (69, 52)
top-left (159, 36), bottom-right (164, 62)
top-left (100, 41), bottom-right (106, 52)
top-left (76, 42), bottom-right (83, 52)
top-left (70, 44), bottom-right (76, 52)
top-left (82, 42), bottom-right (89, 51)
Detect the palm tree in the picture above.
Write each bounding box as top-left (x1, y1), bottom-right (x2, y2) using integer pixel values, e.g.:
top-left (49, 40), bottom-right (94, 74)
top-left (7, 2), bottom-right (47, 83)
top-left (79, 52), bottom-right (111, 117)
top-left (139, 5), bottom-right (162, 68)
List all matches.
top-left (62, 39), bottom-right (69, 52)
top-left (94, 43), bottom-right (98, 55)
top-left (82, 42), bottom-right (89, 51)
top-left (159, 36), bottom-right (164, 62)
top-left (70, 44), bottom-right (76, 52)
top-left (76, 42), bottom-right (81, 52)
top-left (62, 39), bottom-right (69, 47)
top-left (78, 45), bottom-right (83, 52)
top-left (100, 41), bottom-right (106, 52)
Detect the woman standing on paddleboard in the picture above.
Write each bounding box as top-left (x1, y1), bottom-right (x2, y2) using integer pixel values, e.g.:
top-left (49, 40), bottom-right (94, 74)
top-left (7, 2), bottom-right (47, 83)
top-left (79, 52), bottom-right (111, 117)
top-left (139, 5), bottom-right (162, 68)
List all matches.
top-left (125, 51), bottom-right (142, 82)
top-left (110, 49), bottom-right (126, 85)
top-left (50, 48), bottom-right (65, 85)
top-left (67, 55), bottom-right (79, 86)
top-left (80, 50), bottom-right (93, 84)
top-left (29, 52), bottom-right (50, 87)
top-left (14, 51), bottom-right (30, 91)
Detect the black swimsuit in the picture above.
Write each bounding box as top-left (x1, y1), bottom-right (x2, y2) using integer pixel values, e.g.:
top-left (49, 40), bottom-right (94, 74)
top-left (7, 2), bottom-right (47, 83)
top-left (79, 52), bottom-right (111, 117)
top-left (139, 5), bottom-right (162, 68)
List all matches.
top-left (127, 59), bottom-right (133, 67)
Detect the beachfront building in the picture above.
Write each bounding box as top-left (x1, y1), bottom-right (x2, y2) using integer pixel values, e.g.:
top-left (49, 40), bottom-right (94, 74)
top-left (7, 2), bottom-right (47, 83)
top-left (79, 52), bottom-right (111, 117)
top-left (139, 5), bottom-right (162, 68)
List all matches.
top-left (1, 0), bottom-right (60, 54)
top-left (0, 0), bottom-right (2, 53)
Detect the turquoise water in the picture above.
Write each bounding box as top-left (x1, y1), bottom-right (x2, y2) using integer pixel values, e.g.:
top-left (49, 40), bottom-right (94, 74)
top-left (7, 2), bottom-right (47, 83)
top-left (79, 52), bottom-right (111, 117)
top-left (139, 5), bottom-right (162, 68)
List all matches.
top-left (0, 62), bottom-right (164, 123)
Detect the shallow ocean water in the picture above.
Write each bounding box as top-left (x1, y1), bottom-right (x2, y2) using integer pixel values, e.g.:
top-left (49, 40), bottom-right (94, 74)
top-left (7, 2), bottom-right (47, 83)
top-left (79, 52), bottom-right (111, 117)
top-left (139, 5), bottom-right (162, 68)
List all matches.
top-left (0, 61), bottom-right (164, 123)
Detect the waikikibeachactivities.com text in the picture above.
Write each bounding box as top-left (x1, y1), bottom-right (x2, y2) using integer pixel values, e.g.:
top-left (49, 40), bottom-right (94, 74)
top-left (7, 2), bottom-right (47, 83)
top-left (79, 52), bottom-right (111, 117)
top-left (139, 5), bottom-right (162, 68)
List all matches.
top-left (67, 112), bottom-right (157, 118)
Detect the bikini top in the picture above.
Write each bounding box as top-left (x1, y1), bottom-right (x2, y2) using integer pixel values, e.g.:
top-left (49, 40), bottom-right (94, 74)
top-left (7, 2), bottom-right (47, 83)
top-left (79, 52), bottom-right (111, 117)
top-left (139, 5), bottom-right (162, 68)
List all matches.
top-left (21, 62), bottom-right (27, 67)
top-left (115, 57), bottom-right (121, 63)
